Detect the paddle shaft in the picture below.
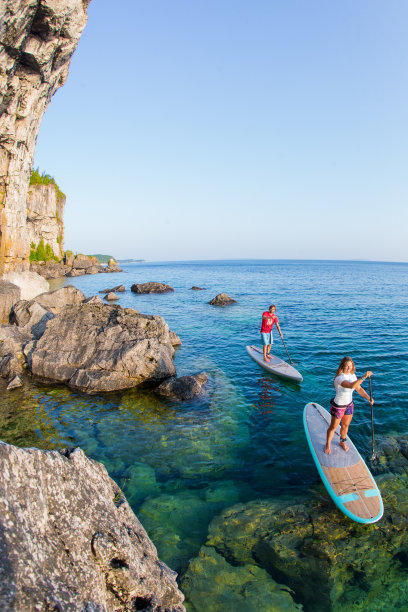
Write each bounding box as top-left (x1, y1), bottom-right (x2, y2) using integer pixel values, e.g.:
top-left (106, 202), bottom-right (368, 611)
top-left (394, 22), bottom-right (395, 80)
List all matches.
top-left (280, 335), bottom-right (294, 364)
top-left (369, 377), bottom-right (375, 459)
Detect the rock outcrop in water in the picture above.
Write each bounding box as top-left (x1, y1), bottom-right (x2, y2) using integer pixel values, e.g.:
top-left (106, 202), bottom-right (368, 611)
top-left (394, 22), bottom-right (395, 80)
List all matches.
top-left (181, 436), bottom-right (408, 611)
top-left (131, 282), bottom-right (174, 294)
top-left (26, 301), bottom-right (177, 392)
top-left (0, 441), bottom-right (185, 611)
top-left (0, 0), bottom-right (89, 274)
top-left (209, 292), bottom-right (236, 305)
top-left (156, 372), bottom-right (209, 401)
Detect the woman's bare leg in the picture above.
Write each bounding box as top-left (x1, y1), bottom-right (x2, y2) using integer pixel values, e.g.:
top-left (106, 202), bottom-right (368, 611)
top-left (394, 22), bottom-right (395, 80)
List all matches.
top-left (324, 416), bottom-right (341, 454)
top-left (339, 414), bottom-right (353, 452)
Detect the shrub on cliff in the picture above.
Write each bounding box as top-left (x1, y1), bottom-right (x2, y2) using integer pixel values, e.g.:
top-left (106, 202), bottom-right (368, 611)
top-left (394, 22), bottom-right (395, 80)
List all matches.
top-left (30, 238), bottom-right (59, 263)
top-left (30, 168), bottom-right (65, 202)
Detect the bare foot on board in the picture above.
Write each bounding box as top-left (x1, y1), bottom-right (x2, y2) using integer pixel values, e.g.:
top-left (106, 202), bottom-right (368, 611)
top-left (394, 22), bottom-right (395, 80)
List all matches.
top-left (340, 441), bottom-right (349, 452)
top-left (324, 444), bottom-right (331, 455)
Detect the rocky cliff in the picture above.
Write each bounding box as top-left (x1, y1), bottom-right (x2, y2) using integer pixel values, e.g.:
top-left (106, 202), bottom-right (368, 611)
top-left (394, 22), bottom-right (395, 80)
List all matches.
top-left (0, 0), bottom-right (89, 275)
top-left (27, 181), bottom-right (65, 259)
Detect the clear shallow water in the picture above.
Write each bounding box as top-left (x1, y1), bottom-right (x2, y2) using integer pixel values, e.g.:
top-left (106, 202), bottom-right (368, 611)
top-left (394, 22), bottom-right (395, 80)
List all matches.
top-left (2, 260), bottom-right (408, 607)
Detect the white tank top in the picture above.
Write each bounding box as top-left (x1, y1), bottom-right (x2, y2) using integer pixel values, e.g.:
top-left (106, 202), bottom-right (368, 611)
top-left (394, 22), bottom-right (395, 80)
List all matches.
top-left (333, 373), bottom-right (357, 405)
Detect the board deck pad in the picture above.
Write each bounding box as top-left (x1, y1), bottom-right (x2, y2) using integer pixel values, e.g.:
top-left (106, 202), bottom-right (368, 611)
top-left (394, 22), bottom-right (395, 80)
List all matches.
top-left (303, 402), bottom-right (383, 524)
top-left (246, 345), bottom-right (303, 382)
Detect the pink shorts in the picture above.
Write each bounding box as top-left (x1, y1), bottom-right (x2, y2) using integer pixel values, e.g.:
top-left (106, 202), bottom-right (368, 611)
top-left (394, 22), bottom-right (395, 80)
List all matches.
top-left (330, 401), bottom-right (354, 420)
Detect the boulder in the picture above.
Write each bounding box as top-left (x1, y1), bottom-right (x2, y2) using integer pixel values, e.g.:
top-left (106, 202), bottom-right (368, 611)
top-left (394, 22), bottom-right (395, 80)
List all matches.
top-left (83, 295), bottom-right (103, 305)
top-left (72, 254), bottom-right (95, 269)
top-left (2, 271), bottom-right (49, 300)
top-left (34, 286), bottom-right (86, 313)
top-left (209, 292), bottom-right (237, 305)
top-left (155, 372), bottom-right (208, 401)
top-left (105, 264), bottom-right (123, 273)
top-left (66, 268), bottom-right (86, 277)
top-left (131, 282), bottom-right (174, 294)
top-left (0, 441), bottom-right (185, 611)
top-left (6, 375), bottom-right (23, 390)
top-left (0, 325), bottom-right (31, 382)
top-left (169, 331), bottom-right (182, 346)
top-left (30, 261), bottom-right (71, 279)
top-left (104, 292), bottom-right (119, 301)
top-left (85, 265), bottom-right (103, 274)
top-left (27, 303), bottom-right (176, 393)
top-left (10, 300), bottom-right (54, 339)
top-left (191, 286), bottom-right (204, 290)
top-left (0, 281), bottom-right (21, 324)
top-left (99, 285), bottom-right (126, 294)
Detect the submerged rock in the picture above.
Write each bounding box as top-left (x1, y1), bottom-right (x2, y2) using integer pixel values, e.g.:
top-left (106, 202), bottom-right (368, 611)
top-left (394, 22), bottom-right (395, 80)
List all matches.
top-left (197, 467), bottom-right (408, 612)
top-left (209, 292), bottom-right (237, 305)
top-left (155, 373), bottom-right (208, 401)
top-left (0, 441), bottom-right (185, 611)
top-left (27, 302), bottom-right (176, 393)
top-left (6, 374), bottom-right (22, 390)
top-left (131, 282), bottom-right (174, 294)
top-left (191, 286), bottom-right (204, 290)
top-left (182, 545), bottom-right (302, 612)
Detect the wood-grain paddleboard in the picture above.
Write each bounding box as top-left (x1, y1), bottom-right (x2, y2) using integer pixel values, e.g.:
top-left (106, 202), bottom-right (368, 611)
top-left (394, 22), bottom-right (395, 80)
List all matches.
top-left (303, 402), bottom-right (383, 524)
top-left (246, 345), bottom-right (303, 382)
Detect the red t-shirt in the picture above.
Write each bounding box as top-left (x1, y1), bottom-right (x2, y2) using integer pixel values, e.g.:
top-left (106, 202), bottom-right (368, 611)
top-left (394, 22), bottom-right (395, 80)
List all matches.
top-left (261, 312), bottom-right (279, 333)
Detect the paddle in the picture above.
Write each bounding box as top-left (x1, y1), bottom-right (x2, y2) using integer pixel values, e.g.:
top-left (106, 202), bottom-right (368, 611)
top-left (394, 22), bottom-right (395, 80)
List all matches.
top-left (368, 377), bottom-right (377, 463)
top-left (280, 335), bottom-right (294, 365)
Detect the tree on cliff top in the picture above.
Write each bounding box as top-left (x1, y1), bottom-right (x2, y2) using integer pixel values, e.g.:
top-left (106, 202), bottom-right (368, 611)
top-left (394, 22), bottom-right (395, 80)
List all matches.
top-left (30, 168), bottom-right (65, 202)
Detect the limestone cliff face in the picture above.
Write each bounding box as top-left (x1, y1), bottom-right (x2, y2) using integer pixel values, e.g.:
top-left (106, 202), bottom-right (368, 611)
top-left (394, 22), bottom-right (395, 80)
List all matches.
top-left (27, 182), bottom-right (65, 259)
top-left (0, 0), bottom-right (89, 274)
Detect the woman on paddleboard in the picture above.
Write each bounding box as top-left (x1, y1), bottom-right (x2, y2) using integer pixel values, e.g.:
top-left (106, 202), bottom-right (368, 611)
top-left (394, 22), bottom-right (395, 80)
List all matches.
top-left (324, 357), bottom-right (374, 455)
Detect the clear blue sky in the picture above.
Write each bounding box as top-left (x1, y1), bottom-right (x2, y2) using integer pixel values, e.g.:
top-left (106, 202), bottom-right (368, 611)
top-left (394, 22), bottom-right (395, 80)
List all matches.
top-left (34, 0), bottom-right (408, 262)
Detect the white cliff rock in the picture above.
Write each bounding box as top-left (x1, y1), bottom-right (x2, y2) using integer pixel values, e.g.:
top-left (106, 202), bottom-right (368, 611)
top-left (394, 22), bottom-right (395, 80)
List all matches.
top-left (0, 0), bottom-right (89, 274)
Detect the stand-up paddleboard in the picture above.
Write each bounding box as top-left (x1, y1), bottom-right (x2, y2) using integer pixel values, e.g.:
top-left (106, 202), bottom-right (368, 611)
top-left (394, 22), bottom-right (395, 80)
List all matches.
top-left (246, 345), bottom-right (303, 382)
top-left (303, 402), bottom-right (383, 524)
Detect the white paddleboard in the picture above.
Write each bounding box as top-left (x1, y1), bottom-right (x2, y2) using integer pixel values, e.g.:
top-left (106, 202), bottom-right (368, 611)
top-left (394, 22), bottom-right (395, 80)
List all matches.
top-left (246, 345), bottom-right (303, 382)
top-left (303, 402), bottom-right (383, 524)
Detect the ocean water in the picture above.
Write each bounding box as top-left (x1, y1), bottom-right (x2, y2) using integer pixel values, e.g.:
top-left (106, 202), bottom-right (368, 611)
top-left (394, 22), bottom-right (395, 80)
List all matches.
top-left (1, 260), bottom-right (408, 609)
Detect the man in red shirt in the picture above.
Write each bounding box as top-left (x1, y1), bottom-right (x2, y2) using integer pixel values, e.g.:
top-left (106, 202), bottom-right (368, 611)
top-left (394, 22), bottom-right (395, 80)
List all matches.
top-left (260, 304), bottom-right (283, 362)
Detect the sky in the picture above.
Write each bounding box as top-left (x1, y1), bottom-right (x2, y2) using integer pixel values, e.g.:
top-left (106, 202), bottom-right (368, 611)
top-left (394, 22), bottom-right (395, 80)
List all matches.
top-left (34, 0), bottom-right (408, 262)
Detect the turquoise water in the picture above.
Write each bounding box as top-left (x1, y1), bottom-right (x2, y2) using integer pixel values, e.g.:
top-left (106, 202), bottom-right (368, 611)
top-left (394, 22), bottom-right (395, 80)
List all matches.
top-left (2, 260), bottom-right (408, 608)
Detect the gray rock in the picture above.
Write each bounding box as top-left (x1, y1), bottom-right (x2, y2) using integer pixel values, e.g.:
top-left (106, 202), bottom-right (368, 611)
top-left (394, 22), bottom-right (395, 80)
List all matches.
top-left (29, 303), bottom-right (176, 393)
top-left (209, 292), bottom-right (237, 305)
top-left (66, 268), bottom-right (86, 277)
top-left (6, 374), bottom-right (23, 390)
top-left (0, 281), bottom-right (21, 324)
top-left (85, 265), bottom-right (103, 274)
top-left (131, 282), bottom-right (174, 294)
top-left (169, 330), bottom-right (182, 346)
top-left (0, 325), bottom-right (31, 380)
top-left (2, 271), bottom-right (50, 300)
top-left (11, 300), bottom-right (54, 339)
top-left (156, 372), bottom-right (208, 401)
top-left (30, 261), bottom-right (71, 279)
top-left (105, 264), bottom-right (123, 273)
top-left (104, 292), bottom-right (119, 301)
top-left (0, 441), bottom-right (185, 612)
top-left (191, 286), bottom-right (204, 290)
top-left (35, 285), bottom-right (86, 312)
top-left (99, 285), bottom-right (126, 294)
top-left (83, 295), bottom-right (103, 305)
